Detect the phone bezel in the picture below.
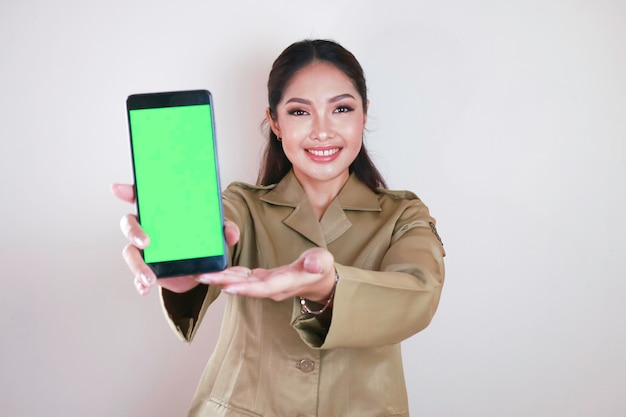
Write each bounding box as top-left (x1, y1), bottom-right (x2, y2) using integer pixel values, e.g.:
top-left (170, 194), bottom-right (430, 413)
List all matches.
top-left (126, 90), bottom-right (228, 278)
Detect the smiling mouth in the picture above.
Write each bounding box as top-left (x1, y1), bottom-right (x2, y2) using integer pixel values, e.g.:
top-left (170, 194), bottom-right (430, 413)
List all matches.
top-left (307, 148), bottom-right (340, 157)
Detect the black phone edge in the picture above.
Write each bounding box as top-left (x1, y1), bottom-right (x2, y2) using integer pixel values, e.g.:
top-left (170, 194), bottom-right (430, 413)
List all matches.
top-left (148, 255), bottom-right (228, 278)
top-left (127, 89), bottom-right (212, 110)
top-left (126, 89), bottom-right (228, 278)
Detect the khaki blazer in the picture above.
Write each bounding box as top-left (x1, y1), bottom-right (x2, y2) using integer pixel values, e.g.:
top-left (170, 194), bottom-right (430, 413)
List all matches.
top-left (161, 171), bottom-right (445, 417)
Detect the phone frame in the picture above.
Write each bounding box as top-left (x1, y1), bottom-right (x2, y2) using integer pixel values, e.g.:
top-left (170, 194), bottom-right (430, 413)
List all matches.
top-left (126, 89), bottom-right (228, 278)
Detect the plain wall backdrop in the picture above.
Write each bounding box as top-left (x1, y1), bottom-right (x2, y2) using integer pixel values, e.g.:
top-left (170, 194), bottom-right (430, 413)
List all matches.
top-left (1, 1), bottom-right (625, 416)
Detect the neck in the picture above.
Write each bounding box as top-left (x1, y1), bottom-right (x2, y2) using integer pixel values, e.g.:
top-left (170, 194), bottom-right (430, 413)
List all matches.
top-left (295, 171), bottom-right (349, 220)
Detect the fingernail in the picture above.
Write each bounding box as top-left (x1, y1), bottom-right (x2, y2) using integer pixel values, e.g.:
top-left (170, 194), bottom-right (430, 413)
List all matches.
top-left (303, 256), bottom-right (321, 273)
top-left (133, 236), bottom-right (145, 247)
top-left (140, 272), bottom-right (155, 286)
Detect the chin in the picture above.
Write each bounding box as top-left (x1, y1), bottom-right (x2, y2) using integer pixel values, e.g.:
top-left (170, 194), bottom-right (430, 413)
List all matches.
top-left (309, 168), bottom-right (349, 183)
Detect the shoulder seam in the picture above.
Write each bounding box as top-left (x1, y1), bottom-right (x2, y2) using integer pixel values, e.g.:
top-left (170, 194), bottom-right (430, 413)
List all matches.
top-left (227, 181), bottom-right (277, 191)
top-left (377, 188), bottom-right (420, 201)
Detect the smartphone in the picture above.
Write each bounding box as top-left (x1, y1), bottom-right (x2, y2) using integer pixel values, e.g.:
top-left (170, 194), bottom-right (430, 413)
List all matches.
top-left (126, 90), bottom-right (227, 278)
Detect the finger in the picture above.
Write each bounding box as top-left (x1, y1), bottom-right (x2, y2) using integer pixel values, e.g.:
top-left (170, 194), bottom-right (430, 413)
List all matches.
top-left (221, 269), bottom-right (293, 300)
top-left (222, 277), bottom-right (291, 301)
top-left (302, 254), bottom-right (322, 274)
top-left (134, 274), bottom-right (151, 296)
top-left (295, 247), bottom-right (334, 275)
top-left (196, 266), bottom-right (252, 285)
top-left (122, 243), bottom-right (143, 275)
top-left (223, 219), bottom-right (240, 246)
top-left (292, 248), bottom-right (337, 303)
top-left (123, 243), bottom-right (157, 288)
top-left (120, 214), bottom-right (150, 248)
top-left (110, 183), bottom-right (135, 204)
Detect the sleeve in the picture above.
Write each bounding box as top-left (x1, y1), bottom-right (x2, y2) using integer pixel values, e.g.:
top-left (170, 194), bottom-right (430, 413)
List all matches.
top-left (158, 186), bottom-right (248, 343)
top-left (292, 200), bottom-right (445, 349)
top-left (160, 284), bottom-right (221, 343)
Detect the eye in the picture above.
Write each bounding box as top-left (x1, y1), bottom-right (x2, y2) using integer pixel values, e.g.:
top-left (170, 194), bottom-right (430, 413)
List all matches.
top-left (334, 105), bottom-right (354, 113)
top-left (288, 108), bottom-right (309, 116)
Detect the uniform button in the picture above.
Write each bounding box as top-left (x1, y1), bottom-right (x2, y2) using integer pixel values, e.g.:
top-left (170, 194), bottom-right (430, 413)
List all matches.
top-left (296, 359), bottom-right (315, 373)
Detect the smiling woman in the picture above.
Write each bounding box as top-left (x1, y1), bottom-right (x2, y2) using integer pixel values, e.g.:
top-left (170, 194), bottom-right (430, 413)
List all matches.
top-left (112, 39), bottom-right (445, 417)
top-left (267, 61), bottom-right (367, 217)
top-left (259, 40), bottom-right (385, 193)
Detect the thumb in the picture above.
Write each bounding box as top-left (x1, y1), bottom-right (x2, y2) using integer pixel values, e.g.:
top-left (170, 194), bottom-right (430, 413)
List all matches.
top-left (298, 247), bottom-right (333, 274)
top-left (223, 219), bottom-right (240, 246)
top-left (303, 253), bottom-right (322, 274)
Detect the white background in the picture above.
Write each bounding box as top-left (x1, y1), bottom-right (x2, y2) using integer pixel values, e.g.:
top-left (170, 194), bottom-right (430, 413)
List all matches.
top-left (1, 1), bottom-right (625, 416)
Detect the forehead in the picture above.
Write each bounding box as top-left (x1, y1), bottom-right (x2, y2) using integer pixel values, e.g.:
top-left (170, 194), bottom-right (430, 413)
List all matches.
top-left (282, 61), bottom-right (360, 99)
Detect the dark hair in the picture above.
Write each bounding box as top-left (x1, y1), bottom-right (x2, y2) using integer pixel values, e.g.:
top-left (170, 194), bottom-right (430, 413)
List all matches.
top-left (257, 39), bottom-right (387, 190)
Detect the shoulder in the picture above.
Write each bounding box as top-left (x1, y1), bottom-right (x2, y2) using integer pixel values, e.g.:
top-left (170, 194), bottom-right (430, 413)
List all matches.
top-left (222, 181), bottom-right (274, 216)
top-left (223, 181), bottom-right (276, 199)
top-left (376, 188), bottom-right (443, 247)
top-left (376, 188), bottom-right (421, 202)
top-left (225, 181), bottom-right (276, 192)
top-left (221, 182), bottom-right (278, 226)
top-left (375, 188), bottom-right (434, 229)
top-left (376, 188), bottom-right (427, 213)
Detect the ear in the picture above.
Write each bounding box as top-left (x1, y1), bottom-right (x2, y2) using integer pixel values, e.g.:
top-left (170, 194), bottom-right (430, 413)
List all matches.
top-left (266, 108), bottom-right (281, 138)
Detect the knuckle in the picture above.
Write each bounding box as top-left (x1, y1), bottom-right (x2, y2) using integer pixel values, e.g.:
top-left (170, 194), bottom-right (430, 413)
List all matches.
top-left (119, 215), bottom-right (130, 235)
top-left (122, 244), bottom-right (143, 271)
top-left (122, 243), bottom-right (133, 259)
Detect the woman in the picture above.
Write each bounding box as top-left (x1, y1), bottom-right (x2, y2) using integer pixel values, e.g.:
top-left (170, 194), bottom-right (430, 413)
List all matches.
top-left (113, 39), bottom-right (445, 417)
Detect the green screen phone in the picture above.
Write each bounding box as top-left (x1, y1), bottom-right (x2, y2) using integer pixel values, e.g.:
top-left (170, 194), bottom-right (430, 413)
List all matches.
top-left (126, 90), bottom-right (227, 277)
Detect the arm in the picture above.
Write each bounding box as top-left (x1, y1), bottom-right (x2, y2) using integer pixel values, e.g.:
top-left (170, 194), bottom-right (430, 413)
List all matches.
top-left (292, 200), bottom-right (446, 349)
top-left (111, 183), bottom-right (242, 343)
top-left (158, 199), bottom-right (245, 343)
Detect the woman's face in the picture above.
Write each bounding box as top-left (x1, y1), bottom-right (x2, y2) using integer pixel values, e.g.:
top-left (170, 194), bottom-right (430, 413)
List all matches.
top-left (268, 61), bottom-right (367, 190)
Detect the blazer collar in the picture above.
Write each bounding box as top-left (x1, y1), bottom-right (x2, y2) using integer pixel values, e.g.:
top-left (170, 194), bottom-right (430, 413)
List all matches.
top-left (260, 171), bottom-right (381, 247)
top-left (261, 170), bottom-right (382, 212)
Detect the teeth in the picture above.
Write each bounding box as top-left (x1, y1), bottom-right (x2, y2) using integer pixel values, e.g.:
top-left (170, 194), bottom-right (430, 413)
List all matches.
top-left (308, 148), bottom-right (339, 156)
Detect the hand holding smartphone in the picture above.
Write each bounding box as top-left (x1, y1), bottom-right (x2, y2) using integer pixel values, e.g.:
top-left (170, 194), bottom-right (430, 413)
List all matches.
top-left (126, 90), bottom-right (227, 278)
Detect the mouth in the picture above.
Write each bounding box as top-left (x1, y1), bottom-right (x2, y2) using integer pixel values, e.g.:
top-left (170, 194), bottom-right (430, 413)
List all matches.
top-left (306, 147), bottom-right (341, 157)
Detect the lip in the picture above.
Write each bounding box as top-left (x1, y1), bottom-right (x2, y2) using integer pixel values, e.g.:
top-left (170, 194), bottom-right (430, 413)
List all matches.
top-left (305, 146), bottom-right (342, 162)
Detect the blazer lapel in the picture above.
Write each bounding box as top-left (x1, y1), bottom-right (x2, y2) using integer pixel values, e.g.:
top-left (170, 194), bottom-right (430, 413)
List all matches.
top-left (283, 203), bottom-right (327, 248)
top-left (261, 172), bottom-right (326, 248)
top-left (321, 173), bottom-right (382, 244)
top-left (319, 198), bottom-right (352, 245)
top-left (260, 171), bottom-right (382, 248)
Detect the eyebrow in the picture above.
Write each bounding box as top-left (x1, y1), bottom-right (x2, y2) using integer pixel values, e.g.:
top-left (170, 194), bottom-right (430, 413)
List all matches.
top-left (284, 93), bottom-right (357, 105)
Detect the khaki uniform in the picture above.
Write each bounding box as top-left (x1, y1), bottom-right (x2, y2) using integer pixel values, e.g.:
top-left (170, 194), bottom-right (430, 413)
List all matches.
top-left (161, 171), bottom-right (445, 416)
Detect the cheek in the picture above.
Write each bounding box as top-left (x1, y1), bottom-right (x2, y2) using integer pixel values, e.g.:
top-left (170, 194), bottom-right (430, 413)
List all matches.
top-left (278, 119), bottom-right (308, 140)
top-left (281, 138), bottom-right (302, 160)
top-left (345, 120), bottom-right (365, 141)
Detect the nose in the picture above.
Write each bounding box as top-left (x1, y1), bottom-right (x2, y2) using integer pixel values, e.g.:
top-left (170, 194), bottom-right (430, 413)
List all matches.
top-left (310, 114), bottom-right (333, 141)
